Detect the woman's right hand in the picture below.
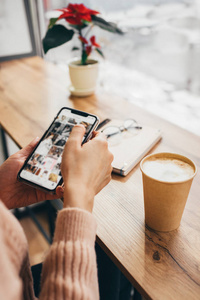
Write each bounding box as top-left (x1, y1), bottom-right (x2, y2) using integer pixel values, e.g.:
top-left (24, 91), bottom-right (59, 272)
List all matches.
top-left (61, 125), bottom-right (113, 212)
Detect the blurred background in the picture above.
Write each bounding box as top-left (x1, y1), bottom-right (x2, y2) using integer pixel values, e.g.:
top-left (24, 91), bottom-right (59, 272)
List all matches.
top-left (1, 0), bottom-right (200, 138)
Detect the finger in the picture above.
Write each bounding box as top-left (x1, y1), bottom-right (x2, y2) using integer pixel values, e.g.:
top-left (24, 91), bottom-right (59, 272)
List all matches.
top-left (93, 131), bottom-right (107, 141)
top-left (56, 185), bottom-right (64, 198)
top-left (91, 131), bottom-right (98, 139)
top-left (18, 137), bottom-right (40, 157)
top-left (66, 125), bottom-right (85, 148)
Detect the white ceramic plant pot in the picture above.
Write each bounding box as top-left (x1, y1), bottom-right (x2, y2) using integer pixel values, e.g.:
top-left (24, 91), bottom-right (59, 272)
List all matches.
top-left (68, 59), bottom-right (99, 97)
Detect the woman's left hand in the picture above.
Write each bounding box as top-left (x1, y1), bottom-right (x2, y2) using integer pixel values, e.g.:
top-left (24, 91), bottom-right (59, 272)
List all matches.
top-left (0, 137), bottom-right (63, 209)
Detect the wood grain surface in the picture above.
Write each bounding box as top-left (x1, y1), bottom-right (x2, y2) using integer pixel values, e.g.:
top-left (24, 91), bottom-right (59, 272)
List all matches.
top-left (0, 57), bottom-right (199, 300)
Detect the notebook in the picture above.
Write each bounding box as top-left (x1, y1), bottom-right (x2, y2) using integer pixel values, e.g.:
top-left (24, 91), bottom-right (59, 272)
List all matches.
top-left (100, 119), bottom-right (162, 176)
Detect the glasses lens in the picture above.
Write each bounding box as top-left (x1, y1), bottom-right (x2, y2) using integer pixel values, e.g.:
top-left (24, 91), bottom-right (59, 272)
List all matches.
top-left (103, 126), bottom-right (119, 137)
top-left (124, 119), bottom-right (137, 128)
top-left (103, 126), bottom-right (122, 146)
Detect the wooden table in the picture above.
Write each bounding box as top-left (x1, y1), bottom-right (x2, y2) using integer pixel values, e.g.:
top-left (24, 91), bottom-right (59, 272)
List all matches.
top-left (0, 56), bottom-right (200, 300)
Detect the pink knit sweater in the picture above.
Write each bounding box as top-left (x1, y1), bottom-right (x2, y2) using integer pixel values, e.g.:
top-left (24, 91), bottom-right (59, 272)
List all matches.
top-left (0, 201), bottom-right (99, 300)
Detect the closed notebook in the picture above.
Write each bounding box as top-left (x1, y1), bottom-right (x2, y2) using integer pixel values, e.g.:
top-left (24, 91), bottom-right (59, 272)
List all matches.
top-left (101, 119), bottom-right (162, 176)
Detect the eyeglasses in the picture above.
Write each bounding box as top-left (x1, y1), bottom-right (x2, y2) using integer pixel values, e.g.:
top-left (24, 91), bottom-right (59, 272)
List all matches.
top-left (102, 119), bottom-right (142, 146)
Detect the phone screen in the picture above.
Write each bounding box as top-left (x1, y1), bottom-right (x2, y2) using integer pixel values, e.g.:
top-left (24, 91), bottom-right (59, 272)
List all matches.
top-left (18, 107), bottom-right (98, 192)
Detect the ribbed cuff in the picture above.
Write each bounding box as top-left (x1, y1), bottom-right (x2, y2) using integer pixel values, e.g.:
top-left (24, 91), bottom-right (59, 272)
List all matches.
top-left (53, 208), bottom-right (97, 245)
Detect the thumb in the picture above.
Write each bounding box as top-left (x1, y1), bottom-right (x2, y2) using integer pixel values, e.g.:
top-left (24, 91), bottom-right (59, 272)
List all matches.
top-left (67, 125), bottom-right (86, 148)
top-left (18, 137), bottom-right (40, 158)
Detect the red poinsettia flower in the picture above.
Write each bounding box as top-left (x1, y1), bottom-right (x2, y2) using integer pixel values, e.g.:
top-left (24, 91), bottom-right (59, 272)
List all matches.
top-left (90, 35), bottom-right (100, 48)
top-left (58, 3), bottom-right (99, 26)
top-left (79, 36), bottom-right (88, 44)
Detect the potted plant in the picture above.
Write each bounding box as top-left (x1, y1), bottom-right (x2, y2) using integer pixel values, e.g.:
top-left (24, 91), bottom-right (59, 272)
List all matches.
top-left (43, 3), bottom-right (123, 96)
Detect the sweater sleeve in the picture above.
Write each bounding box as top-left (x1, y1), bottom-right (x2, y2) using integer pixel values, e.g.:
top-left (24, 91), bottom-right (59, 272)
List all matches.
top-left (0, 201), bottom-right (35, 300)
top-left (0, 231), bottom-right (23, 300)
top-left (39, 208), bottom-right (99, 300)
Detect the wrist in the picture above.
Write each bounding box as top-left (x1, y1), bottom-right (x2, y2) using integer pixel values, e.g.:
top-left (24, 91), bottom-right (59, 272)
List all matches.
top-left (63, 182), bottom-right (95, 213)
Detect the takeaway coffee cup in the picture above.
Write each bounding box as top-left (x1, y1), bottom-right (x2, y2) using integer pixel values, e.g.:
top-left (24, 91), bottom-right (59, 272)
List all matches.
top-left (140, 153), bottom-right (197, 232)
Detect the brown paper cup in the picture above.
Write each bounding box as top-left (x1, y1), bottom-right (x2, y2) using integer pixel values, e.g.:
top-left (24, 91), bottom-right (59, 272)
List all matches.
top-left (140, 153), bottom-right (197, 232)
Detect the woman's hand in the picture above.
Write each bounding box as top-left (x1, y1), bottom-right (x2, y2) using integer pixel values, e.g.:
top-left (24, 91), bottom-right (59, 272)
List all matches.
top-left (0, 138), bottom-right (63, 209)
top-left (61, 125), bottom-right (113, 212)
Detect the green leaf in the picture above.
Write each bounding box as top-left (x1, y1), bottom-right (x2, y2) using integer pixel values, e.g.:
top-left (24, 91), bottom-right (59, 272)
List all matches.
top-left (48, 18), bottom-right (58, 29)
top-left (91, 15), bottom-right (123, 34)
top-left (43, 25), bottom-right (74, 54)
top-left (72, 46), bottom-right (80, 51)
top-left (69, 23), bottom-right (88, 31)
top-left (95, 48), bottom-right (104, 58)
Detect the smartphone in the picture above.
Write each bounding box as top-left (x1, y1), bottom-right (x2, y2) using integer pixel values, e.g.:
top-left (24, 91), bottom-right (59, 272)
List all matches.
top-left (18, 107), bottom-right (99, 193)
